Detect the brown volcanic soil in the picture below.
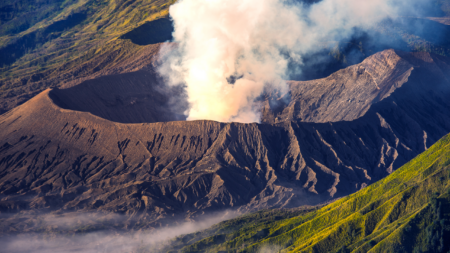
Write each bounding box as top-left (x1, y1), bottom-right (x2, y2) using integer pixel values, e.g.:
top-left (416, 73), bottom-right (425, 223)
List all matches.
top-left (1, 50), bottom-right (450, 230)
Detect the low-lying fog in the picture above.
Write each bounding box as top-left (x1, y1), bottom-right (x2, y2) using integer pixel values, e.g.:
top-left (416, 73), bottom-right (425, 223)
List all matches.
top-left (0, 211), bottom-right (237, 253)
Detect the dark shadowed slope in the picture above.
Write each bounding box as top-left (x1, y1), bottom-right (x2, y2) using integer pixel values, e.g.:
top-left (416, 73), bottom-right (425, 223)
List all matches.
top-left (50, 67), bottom-right (187, 123)
top-left (0, 50), bottom-right (450, 228)
top-left (119, 18), bottom-right (174, 46)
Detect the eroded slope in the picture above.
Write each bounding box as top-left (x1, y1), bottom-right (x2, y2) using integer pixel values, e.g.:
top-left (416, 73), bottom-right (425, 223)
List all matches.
top-left (165, 130), bottom-right (450, 253)
top-left (0, 50), bottom-right (450, 228)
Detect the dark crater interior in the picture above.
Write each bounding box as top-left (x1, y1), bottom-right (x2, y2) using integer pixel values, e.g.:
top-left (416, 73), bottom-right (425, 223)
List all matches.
top-left (49, 69), bottom-right (188, 123)
top-left (119, 18), bottom-right (174, 45)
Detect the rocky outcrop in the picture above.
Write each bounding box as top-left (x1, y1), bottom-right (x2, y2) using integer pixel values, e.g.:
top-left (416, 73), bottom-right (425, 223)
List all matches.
top-left (0, 50), bottom-right (449, 227)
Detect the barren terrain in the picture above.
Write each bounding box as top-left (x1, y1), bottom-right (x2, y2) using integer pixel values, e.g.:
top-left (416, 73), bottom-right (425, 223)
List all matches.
top-left (1, 50), bottom-right (449, 230)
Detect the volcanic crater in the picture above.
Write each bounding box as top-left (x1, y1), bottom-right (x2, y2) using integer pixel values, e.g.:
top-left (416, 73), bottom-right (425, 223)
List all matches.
top-left (1, 49), bottom-right (450, 230)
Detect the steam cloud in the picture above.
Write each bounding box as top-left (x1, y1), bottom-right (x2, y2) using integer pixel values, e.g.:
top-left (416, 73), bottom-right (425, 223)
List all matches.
top-left (158, 0), bottom-right (429, 123)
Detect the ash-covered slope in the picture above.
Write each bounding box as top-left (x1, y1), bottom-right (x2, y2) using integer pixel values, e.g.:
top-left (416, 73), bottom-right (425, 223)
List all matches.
top-left (262, 49), bottom-right (450, 123)
top-left (0, 50), bottom-right (450, 228)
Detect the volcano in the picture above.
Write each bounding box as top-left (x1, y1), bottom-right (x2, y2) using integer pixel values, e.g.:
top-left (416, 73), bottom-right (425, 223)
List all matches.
top-left (1, 49), bottom-right (450, 229)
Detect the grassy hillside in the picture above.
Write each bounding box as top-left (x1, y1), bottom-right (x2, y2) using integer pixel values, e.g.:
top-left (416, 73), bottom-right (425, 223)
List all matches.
top-left (0, 0), bottom-right (176, 113)
top-left (164, 133), bottom-right (450, 253)
top-left (0, 0), bottom-right (175, 67)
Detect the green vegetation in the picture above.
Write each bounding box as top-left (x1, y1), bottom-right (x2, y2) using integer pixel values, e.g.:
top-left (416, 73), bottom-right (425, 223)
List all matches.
top-left (0, 0), bottom-right (78, 36)
top-left (162, 133), bottom-right (450, 253)
top-left (0, 0), bottom-right (177, 111)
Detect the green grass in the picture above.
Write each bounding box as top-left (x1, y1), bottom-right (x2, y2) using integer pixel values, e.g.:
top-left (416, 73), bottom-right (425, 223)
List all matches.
top-left (161, 133), bottom-right (450, 253)
top-left (0, 0), bottom-right (176, 109)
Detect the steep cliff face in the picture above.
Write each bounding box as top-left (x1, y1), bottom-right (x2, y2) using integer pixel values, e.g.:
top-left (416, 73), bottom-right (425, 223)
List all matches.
top-left (0, 50), bottom-right (449, 227)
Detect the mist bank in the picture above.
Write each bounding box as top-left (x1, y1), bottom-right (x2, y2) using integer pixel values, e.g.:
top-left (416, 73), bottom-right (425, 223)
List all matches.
top-left (0, 210), bottom-right (237, 253)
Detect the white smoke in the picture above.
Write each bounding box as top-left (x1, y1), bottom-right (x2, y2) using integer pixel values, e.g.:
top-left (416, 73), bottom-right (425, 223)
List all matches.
top-left (158, 0), bottom-right (424, 122)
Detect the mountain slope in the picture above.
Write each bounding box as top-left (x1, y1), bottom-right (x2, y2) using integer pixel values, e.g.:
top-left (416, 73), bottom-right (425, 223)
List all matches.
top-left (163, 132), bottom-right (450, 253)
top-left (0, 0), bottom-right (176, 114)
top-left (1, 50), bottom-right (449, 228)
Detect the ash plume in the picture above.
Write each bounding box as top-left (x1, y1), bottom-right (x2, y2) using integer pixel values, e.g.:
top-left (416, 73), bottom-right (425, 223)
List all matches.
top-left (158, 0), bottom-right (429, 123)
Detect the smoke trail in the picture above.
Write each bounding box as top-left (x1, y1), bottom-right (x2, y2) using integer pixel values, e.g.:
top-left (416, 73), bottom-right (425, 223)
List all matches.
top-left (158, 0), bottom-right (425, 123)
